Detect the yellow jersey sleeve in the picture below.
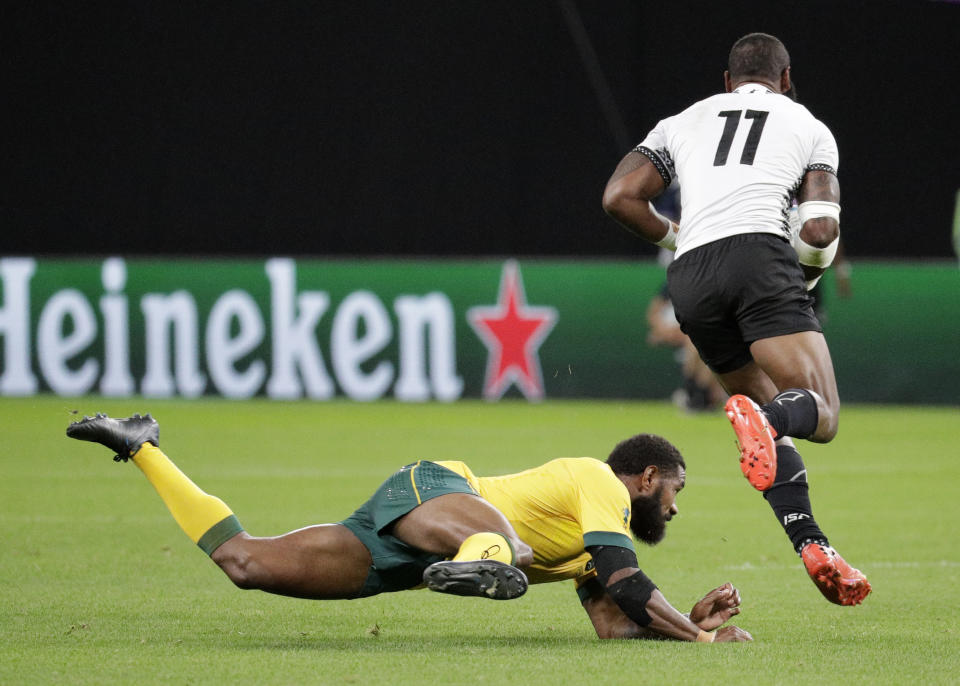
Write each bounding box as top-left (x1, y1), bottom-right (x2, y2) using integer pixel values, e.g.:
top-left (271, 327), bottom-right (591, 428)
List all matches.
top-left (573, 459), bottom-right (635, 551)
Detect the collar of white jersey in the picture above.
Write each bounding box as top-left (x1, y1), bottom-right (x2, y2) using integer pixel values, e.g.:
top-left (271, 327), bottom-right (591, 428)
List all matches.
top-left (732, 83), bottom-right (775, 95)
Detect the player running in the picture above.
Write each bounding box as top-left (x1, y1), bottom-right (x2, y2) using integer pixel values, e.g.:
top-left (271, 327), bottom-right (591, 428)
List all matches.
top-left (67, 412), bottom-right (751, 642)
top-left (602, 32), bottom-right (870, 605)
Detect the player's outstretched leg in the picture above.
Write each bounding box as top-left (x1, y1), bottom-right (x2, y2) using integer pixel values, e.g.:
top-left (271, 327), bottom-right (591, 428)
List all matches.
top-left (801, 542), bottom-right (871, 606)
top-left (67, 413), bottom-right (244, 555)
top-left (725, 395), bottom-right (777, 490)
top-left (423, 559), bottom-right (528, 600)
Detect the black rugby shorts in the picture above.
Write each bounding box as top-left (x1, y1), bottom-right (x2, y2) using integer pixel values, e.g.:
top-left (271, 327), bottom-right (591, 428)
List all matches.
top-left (666, 233), bottom-right (821, 374)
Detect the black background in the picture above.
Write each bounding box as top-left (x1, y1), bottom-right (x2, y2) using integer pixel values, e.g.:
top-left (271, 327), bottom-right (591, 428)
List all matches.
top-left (6, 1), bottom-right (959, 258)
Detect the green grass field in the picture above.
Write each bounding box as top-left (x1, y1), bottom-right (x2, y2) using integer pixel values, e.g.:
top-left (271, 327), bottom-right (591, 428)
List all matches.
top-left (2, 397), bottom-right (958, 685)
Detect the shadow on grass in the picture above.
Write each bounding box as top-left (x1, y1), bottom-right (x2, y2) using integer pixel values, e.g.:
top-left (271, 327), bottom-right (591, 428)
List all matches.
top-left (208, 631), bottom-right (591, 652)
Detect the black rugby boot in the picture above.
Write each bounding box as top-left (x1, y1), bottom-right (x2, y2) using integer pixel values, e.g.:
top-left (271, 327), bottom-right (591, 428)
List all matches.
top-left (67, 413), bottom-right (160, 462)
top-left (423, 559), bottom-right (528, 600)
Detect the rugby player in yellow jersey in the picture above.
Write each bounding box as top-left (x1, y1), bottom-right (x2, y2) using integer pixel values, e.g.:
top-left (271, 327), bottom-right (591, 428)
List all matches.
top-left (67, 413), bottom-right (752, 643)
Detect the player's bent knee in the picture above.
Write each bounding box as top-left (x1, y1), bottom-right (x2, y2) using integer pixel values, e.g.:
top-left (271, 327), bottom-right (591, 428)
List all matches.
top-left (810, 418), bottom-right (838, 444)
top-left (812, 405), bottom-right (839, 443)
top-left (805, 388), bottom-right (839, 443)
top-left (211, 541), bottom-right (261, 590)
top-left (219, 555), bottom-right (257, 590)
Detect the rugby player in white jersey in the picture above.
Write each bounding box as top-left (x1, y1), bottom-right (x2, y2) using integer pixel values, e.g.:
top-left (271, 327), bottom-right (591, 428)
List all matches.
top-left (602, 32), bottom-right (870, 606)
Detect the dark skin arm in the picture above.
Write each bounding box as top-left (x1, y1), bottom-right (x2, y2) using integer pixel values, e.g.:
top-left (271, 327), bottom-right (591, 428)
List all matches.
top-left (581, 538), bottom-right (751, 641)
top-left (601, 153), bottom-right (673, 244)
top-left (580, 578), bottom-right (752, 642)
top-left (796, 169), bottom-right (841, 283)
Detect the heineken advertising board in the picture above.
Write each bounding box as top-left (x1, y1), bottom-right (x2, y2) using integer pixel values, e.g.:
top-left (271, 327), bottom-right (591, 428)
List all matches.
top-left (0, 257), bottom-right (956, 403)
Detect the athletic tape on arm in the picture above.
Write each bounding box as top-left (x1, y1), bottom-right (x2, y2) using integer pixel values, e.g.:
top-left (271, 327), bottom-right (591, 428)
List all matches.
top-left (794, 201), bottom-right (841, 268)
top-left (655, 221), bottom-right (679, 251)
top-left (606, 570), bottom-right (658, 626)
top-left (588, 545), bottom-right (658, 627)
top-left (797, 200), bottom-right (841, 225)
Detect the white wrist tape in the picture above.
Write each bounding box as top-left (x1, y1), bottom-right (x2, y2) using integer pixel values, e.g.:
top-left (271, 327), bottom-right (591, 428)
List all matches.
top-left (797, 200), bottom-right (840, 225)
top-left (793, 201), bottom-right (841, 268)
top-left (794, 234), bottom-right (839, 268)
top-left (655, 221), bottom-right (679, 251)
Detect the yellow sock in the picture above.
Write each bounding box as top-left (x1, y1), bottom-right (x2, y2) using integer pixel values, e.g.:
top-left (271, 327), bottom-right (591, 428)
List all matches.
top-left (132, 444), bottom-right (244, 555)
top-left (452, 532), bottom-right (514, 565)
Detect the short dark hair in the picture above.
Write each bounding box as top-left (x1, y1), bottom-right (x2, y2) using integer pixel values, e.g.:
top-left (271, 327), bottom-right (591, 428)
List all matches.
top-left (728, 33), bottom-right (790, 84)
top-left (606, 434), bottom-right (685, 477)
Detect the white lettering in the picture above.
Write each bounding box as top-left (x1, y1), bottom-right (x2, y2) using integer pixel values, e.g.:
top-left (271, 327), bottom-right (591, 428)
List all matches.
top-left (0, 258), bottom-right (38, 394)
top-left (5, 258), bottom-right (471, 403)
top-left (141, 291), bottom-right (206, 397)
top-left (99, 258), bottom-right (135, 396)
top-left (331, 291), bottom-right (393, 401)
top-left (37, 290), bottom-right (99, 395)
top-left (264, 258), bottom-right (334, 399)
top-left (206, 290), bottom-right (266, 398)
top-left (394, 293), bottom-right (463, 401)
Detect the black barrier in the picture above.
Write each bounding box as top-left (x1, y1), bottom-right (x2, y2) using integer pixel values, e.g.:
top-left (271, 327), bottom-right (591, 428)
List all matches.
top-left (6, 2), bottom-right (959, 259)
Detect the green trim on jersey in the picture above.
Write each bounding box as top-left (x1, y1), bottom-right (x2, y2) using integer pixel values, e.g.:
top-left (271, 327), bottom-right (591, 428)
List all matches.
top-left (583, 531), bottom-right (634, 551)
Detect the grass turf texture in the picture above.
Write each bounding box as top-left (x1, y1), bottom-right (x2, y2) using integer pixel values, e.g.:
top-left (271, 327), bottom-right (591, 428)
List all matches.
top-left (2, 397), bottom-right (958, 685)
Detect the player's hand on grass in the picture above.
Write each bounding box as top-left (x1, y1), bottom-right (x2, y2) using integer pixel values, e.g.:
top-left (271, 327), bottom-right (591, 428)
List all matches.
top-left (689, 582), bottom-right (741, 631)
top-left (714, 625), bottom-right (753, 642)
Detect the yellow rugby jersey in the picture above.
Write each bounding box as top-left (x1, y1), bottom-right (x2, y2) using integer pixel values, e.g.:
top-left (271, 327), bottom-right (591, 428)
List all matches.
top-left (436, 457), bottom-right (635, 586)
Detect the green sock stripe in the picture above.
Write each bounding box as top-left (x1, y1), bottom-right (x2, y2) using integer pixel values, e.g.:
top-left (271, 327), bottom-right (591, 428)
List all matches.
top-left (197, 514), bottom-right (244, 556)
top-left (501, 533), bottom-right (516, 565)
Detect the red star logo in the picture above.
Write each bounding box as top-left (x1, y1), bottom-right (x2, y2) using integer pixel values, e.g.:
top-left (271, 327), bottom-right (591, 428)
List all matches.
top-left (467, 260), bottom-right (557, 400)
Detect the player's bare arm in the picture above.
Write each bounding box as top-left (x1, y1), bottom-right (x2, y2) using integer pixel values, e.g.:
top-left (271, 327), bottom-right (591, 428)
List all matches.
top-left (796, 169), bottom-right (841, 283)
top-left (579, 542), bottom-right (751, 642)
top-left (580, 575), bottom-right (752, 642)
top-left (688, 582), bottom-right (744, 631)
top-left (601, 153), bottom-right (674, 245)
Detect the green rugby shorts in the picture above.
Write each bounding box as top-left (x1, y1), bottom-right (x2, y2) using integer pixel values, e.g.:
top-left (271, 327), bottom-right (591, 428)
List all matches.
top-left (339, 460), bottom-right (479, 597)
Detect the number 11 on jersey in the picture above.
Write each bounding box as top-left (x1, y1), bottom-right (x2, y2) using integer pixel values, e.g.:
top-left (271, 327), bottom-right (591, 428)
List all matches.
top-left (713, 110), bottom-right (769, 166)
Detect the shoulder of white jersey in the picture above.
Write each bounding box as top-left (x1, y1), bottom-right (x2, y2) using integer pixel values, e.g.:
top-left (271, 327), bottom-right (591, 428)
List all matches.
top-left (787, 99), bottom-right (822, 121)
top-left (780, 97), bottom-right (834, 128)
top-left (683, 92), bottom-right (731, 114)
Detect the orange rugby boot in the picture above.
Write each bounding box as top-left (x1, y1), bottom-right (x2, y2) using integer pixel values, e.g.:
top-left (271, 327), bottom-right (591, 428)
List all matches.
top-left (801, 542), bottom-right (872, 606)
top-left (725, 394), bottom-right (777, 491)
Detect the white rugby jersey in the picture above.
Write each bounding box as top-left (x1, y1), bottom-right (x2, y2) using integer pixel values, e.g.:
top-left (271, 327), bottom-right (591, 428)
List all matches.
top-left (637, 83), bottom-right (838, 258)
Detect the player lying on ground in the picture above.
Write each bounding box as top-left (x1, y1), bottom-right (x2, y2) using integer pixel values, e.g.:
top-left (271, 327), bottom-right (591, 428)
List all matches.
top-left (602, 32), bottom-right (870, 605)
top-left (67, 413), bottom-right (751, 643)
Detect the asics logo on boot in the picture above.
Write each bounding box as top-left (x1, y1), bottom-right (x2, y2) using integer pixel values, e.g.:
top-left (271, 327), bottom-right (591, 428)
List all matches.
top-left (480, 545), bottom-right (501, 560)
top-left (775, 391), bottom-right (806, 406)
